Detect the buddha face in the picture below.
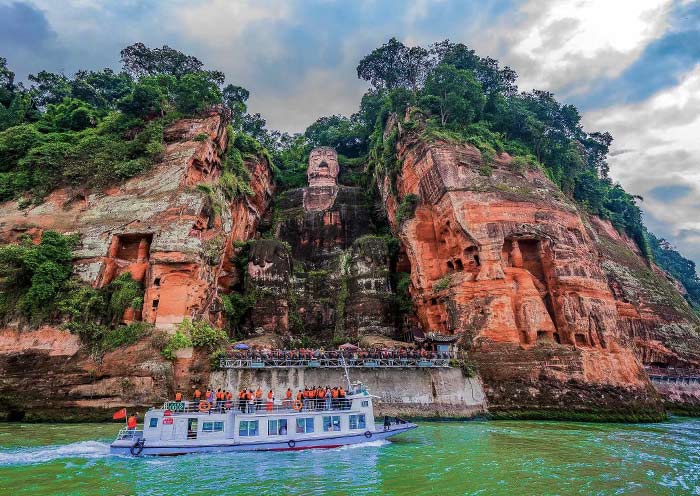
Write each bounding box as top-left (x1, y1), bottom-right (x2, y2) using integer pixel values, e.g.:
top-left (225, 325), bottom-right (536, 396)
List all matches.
top-left (307, 147), bottom-right (339, 187)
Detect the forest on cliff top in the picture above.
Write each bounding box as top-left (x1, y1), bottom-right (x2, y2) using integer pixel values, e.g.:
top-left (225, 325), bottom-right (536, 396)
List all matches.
top-left (0, 40), bottom-right (698, 342)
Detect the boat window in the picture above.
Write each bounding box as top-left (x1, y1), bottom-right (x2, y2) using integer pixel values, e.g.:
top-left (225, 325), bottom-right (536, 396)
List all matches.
top-left (149, 418), bottom-right (158, 428)
top-left (203, 421), bottom-right (225, 433)
top-left (296, 417), bottom-right (314, 434)
top-left (361, 401), bottom-right (369, 408)
top-left (268, 419), bottom-right (288, 436)
top-left (350, 414), bottom-right (366, 430)
top-left (323, 416), bottom-right (341, 432)
top-left (239, 420), bottom-right (259, 437)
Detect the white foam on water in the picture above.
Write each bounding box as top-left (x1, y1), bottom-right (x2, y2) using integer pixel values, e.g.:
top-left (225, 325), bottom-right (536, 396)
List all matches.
top-left (332, 439), bottom-right (390, 451)
top-left (0, 440), bottom-right (110, 466)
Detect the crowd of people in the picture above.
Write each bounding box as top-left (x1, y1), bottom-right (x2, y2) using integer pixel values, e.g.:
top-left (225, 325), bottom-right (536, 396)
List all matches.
top-left (225, 347), bottom-right (452, 361)
top-left (173, 384), bottom-right (351, 414)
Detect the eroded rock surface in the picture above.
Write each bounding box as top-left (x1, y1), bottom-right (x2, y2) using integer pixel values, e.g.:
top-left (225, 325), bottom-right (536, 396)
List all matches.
top-left (0, 111), bottom-right (274, 418)
top-left (376, 118), bottom-right (700, 419)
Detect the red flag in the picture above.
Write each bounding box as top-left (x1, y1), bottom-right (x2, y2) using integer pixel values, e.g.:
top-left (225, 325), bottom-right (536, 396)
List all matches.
top-left (113, 408), bottom-right (127, 420)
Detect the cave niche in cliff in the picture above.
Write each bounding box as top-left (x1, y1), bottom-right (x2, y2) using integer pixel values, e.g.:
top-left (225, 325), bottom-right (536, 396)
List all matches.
top-left (503, 236), bottom-right (562, 345)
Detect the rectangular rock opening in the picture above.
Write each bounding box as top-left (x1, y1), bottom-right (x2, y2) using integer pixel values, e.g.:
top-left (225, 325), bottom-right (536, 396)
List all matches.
top-left (115, 233), bottom-right (153, 262)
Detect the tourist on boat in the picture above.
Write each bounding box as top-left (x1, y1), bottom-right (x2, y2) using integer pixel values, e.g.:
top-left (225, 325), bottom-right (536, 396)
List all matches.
top-left (331, 387), bottom-right (339, 409)
top-left (247, 390), bottom-right (256, 414)
top-left (194, 388), bottom-right (201, 401)
top-left (175, 391), bottom-right (182, 402)
top-left (284, 388), bottom-right (292, 407)
top-left (238, 389), bottom-right (246, 412)
top-left (325, 387), bottom-right (332, 410)
top-left (266, 390), bottom-right (274, 412)
top-left (296, 389), bottom-right (303, 410)
top-left (255, 387), bottom-right (263, 410)
top-left (127, 413), bottom-right (138, 430)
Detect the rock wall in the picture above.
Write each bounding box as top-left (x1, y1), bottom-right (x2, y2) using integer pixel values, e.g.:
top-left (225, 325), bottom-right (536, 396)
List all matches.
top-left (0, 111), bottom-right (274, 419)
top-left (245, 147), bottom-right (398, 342)
top-left (376, 118), bottom-right (690, 420)
top-left (0, 326), bottom-right (171, 421)
top-left (210, 368), bottom-right (486, 419)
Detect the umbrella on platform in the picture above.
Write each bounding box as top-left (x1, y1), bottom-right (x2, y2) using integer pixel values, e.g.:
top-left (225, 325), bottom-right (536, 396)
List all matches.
top-left (338, 343), bottom-right (359, 350)
top-left (234, 343), bottom-right (250, 350)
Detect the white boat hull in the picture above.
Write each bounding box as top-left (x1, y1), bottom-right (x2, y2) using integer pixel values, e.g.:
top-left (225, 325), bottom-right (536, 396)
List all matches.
top-left (110, 423), bottom-right (416, 456)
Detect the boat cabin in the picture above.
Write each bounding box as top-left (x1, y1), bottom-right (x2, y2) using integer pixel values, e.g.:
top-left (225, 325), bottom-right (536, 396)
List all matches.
top-left (139, 389), bottom-right (376, 445)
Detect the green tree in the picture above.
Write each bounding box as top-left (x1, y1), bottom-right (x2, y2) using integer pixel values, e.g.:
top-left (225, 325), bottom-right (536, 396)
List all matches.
top-left (28, 70), bottom-right (72, 107)
top-left (120, 42), bottom-right (204, 78)
top-left (420, 64), bottom-right (485, 126)
top-left (0, 57), bottom-right (16, 108)
top-left (357, 37), bottom-right (432, 91)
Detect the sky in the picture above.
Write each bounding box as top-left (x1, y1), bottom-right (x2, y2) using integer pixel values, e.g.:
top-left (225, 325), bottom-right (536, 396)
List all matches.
top-left (1, 0), bottom-right (699, 266)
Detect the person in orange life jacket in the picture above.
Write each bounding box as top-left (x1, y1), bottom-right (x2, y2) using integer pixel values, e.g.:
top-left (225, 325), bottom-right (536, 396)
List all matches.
top-left (339, 386), bottom-right (346, 409)
top-left (284, 388), bottom-right (292, 407)
top-left (127, 412), bottom-right (138, 430)
top-left (174, 391), bottom-right (182, 402)
top-left (194, 388), bottom-right (202, 401)
top-left (331, 387), bottom-right (339, 409)
top-left (255, 387), bottom-right (263, 410)
top-left (239, 389), bottom-right (246, 413)
top-left (266, 390), bottom-right (274, 412)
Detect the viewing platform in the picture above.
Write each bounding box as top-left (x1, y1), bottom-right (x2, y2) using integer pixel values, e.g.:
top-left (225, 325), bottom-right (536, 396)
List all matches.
top-left (218, 351), bottom-right (455, 369)
top-left (646, 366), bottom-right (700, 385)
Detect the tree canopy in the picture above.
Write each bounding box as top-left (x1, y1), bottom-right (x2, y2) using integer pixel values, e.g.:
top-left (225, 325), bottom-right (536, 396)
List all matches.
top-left (0, 43), bottom-right (254, 203)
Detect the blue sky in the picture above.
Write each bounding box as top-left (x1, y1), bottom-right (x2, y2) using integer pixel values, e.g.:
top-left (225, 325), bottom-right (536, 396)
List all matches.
top-left (1, 0), bottom-right (700, 267)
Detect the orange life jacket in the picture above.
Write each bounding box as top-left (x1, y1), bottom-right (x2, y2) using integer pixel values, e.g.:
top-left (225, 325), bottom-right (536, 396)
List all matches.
top-left (175, 392), bottom-right (182, 401)
top-left (285, 390), bottom-right (292, 400)
top-left (267, 391), bottom-right (273, 400)
top-left (332, 389), bottom-right (339, 398)
top-left (246, 392), bottom-right (254, 401)
top-left (194, 389), bottom-right (201, 399)
top-left (127, 416), bottom-right (137, 429)
top-left (226, 392), bottom-right (232, 401)
top-left (255, 389), bottom-right (262, 399)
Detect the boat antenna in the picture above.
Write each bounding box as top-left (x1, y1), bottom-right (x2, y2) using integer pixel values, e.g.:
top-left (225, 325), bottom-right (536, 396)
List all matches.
top-left (340, 352), bottom-right (352, 391)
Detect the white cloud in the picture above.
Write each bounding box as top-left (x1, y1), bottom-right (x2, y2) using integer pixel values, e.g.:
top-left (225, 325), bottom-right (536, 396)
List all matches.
top-left (584, 64), bottom-right (700, 262)
top-left (507, 0), bottom-right (674, 94)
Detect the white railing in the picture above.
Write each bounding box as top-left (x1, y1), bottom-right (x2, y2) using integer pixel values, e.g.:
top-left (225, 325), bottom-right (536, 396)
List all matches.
top-left (117, 427), bottom-right (144, 440)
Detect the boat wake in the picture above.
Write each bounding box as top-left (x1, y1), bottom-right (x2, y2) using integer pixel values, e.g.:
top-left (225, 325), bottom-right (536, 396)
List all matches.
top-left (333, 439), bottom-right (390, 451)
top-left (0, 441), bottom-right (110, 466)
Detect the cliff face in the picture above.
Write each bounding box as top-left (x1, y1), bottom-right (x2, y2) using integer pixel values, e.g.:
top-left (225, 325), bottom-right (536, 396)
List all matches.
top-left (0, 111), bottom-right (274, 420)
top-left (377, 118), bottom-right (700, 419)
top-left (0, 109), bottom-right (698, 421)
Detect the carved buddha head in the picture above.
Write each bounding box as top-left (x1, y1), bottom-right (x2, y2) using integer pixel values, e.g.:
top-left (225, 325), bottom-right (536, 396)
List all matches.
top-left (307, 147), bottom-right (339, 187)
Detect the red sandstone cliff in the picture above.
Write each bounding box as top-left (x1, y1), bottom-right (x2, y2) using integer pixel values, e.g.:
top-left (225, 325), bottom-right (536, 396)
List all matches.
top-left (376, 114), bottom-right (700, 419)
top-left (0, 111), bottom-right (273, 420)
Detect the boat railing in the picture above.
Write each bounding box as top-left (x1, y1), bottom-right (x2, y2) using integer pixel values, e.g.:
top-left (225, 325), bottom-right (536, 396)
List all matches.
top-left (219, 355), bottom-right (452, 369)
top-left (160, 398), bottom-right (355, 415)
top-left (116, 427), bottom-right (143, 440)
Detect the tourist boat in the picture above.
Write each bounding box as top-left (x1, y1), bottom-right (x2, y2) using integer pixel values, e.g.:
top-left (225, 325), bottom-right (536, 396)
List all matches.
top-left (109, 382), bottom-right (417, 456)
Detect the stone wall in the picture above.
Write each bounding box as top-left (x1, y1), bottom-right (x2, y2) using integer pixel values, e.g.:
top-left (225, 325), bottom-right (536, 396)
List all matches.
top-left (210, 367), bottom-right (486, 419)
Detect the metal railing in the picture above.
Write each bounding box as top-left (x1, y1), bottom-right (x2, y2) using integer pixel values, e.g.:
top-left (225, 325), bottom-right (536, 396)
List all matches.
top-left (219, 355), bottom-right (452, 369)
top-left (645, 366), bottom-right (700, 385)
top-left (161, 398), bottom-right (354, 415)
top-left (116, 427), bottom-right (144, 440)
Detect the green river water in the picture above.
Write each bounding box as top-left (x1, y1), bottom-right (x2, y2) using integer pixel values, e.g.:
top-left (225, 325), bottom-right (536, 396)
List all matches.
top-left (1, 418), bottom-right (699, 495)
